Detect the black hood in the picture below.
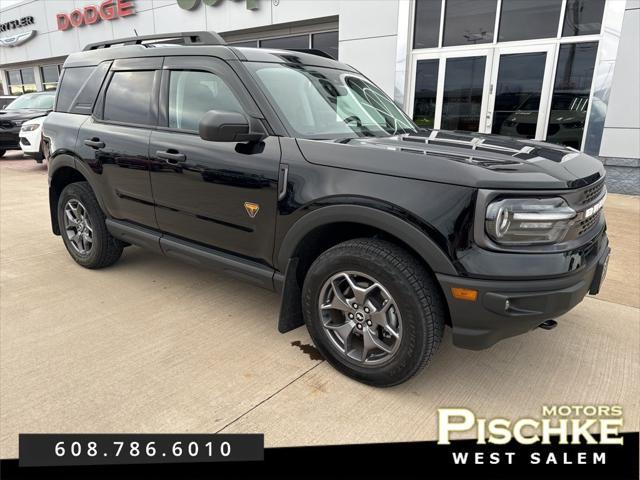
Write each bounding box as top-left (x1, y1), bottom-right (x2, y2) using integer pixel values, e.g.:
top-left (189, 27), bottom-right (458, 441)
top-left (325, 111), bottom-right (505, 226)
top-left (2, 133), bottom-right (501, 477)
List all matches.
top-left (0, 109), bottom-right (50, 122)
top-left (296, 130), bottom-right (604, 190)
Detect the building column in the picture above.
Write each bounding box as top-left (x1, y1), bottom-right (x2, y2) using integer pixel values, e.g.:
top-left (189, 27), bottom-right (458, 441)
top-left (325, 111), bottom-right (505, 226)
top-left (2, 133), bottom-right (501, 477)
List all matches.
top-left (34, 66), bottom-right (44, 92)
top-left (0, 70), bottom-right (9, 95)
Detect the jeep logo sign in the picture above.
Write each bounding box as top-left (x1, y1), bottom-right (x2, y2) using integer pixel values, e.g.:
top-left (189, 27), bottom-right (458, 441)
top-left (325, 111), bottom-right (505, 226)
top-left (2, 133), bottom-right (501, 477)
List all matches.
top-left (56, 0), bottom-right (135, 31)
top-left (177, 0), bottom-right (259, 11)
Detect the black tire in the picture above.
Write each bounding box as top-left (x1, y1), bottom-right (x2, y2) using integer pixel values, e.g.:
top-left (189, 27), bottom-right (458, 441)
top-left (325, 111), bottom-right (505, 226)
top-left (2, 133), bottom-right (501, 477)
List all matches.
top-left (0, 149), bottom-right (6, 157)
top-left (302, 238), bottom-right (446, 387)
top-left (57, 182), bottom-right (124, 269)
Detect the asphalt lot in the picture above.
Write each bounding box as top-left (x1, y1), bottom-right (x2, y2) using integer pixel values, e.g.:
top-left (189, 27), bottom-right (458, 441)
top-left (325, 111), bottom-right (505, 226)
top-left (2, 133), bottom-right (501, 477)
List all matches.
top-left (1, 150), bottom-right (638, 458)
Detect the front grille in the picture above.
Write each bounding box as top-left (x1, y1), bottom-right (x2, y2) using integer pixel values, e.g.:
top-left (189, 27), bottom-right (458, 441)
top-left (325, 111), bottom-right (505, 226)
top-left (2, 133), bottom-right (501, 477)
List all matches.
top-left (579, 182), bottom-right (605, 206)
top-left (576, 211), bottom-right (602, 237)
top-left (0, 120), bottom-right (14, 129)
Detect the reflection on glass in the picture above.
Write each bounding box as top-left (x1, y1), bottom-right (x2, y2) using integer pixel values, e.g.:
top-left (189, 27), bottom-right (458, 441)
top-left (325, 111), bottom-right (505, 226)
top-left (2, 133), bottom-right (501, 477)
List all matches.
top-left (169, 71), bottom-right (243, 131)
top-left (441, 56), bottom-right (486, 131)
top-left (499, 0), bottom-right (562, 42)
top-left (443, 0), bottom-right (497, 46)
top-left (413, 0), bottom-right (442, 49)
top-left (547, 42), bottom-right (598, 149)
top-left (563, 0), bottom-right (606, 37)
top-left (492, 52), bottom-right (547, 139)
top-left (412, 59), bottom-right (439, 128)
top-left (260, 35), bottom-right (309, 50)
top-left (312, 31), bottom-right (339, 60)
top-left (104, 71), bottom-right (155, 125)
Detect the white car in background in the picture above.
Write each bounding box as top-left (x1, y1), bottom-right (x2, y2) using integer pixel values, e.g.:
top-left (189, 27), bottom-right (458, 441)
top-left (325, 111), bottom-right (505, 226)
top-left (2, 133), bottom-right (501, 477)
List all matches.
top-left (19, 116), bottom-right (46, 163)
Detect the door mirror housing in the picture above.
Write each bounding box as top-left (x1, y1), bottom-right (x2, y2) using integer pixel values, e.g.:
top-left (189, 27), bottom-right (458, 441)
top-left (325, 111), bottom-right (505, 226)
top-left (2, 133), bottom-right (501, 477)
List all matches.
top-left (198, 110), bottom-right (264, 143)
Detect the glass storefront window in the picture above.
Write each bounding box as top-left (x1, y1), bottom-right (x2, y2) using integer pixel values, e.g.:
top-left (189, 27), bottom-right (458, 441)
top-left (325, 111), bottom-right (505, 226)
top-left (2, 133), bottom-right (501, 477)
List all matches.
top-left (260, 35), bottom-right (309, 50)
top-left (7, 68), bottom-right (37, 95)
top-left (563, 0), bottom-right (606, 37)
top-left (547, 42), bottom-right (598, 149)
top-left (443, 0), bottom-right (497, 47)
top-left (312, 31), bottom-right (339, 60)
top-left (498, 0), bottom-right (562, 42)
top-left (226, 32), bottom-right (339, 59)
top-left (441, 56), bottom-right (486, 131)
top-left (412, 59), bottom-right (439, 128)
top-left (413, 0), bottom-right (442, 49)
top-left (492, 52), bottom-right (547, 138)
top-left (228, 40), bottom-right (258, 47)
top-left (41, 65), bottom-right (61, 91)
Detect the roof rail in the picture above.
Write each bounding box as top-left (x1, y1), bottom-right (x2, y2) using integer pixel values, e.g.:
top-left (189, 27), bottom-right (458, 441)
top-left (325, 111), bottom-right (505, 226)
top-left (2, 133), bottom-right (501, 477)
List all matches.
top-left (284, 48), bottom-right (335, 60)
top-left (83, 31), bottom-right (226, 51)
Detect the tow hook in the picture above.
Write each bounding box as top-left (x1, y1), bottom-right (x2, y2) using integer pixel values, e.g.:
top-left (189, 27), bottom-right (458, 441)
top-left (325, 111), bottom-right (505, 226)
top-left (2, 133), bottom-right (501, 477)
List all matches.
top-left (538, 319), bottom-right (558, 330)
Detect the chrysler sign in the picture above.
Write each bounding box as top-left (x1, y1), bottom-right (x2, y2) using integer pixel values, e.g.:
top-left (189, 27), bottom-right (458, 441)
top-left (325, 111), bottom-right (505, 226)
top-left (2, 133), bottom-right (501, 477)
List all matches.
top-left (0, 16), bottom-right (36, 48)
top-left (57, 0), bottom-right (135, 31)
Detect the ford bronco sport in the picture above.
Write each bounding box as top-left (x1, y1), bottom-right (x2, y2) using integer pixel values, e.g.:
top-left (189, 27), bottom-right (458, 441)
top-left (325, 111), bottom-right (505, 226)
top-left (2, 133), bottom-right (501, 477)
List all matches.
top-left (43, 32), bottom-right (610, 387)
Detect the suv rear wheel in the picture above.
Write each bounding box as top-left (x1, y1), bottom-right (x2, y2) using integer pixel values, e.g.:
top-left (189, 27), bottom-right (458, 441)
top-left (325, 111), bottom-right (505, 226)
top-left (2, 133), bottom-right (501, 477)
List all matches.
top-left (302, 238), bottom-right (445, 387)
top-left (57, 182), bottom-right (124, 269)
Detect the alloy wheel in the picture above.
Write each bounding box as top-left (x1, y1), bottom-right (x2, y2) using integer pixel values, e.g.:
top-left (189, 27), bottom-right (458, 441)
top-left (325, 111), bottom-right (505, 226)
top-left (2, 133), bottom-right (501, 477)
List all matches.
top-left (63, 199), bottom-right (93, 255)
top-left (318, 271), bottom-right (402, 366)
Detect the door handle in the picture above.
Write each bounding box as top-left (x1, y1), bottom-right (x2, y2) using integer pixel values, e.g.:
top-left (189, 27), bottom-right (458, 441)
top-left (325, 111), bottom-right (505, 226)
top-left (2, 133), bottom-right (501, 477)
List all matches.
top-left (84, 138), bottom-right (105, 149)
top-left (156, 150), bottom-right (186, 164)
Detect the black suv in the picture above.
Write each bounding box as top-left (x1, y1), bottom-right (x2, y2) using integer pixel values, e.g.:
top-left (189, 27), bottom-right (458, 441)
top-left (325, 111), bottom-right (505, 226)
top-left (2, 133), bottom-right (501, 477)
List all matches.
top-left (0, 91), bottom-right (55, 157)
top-left (43, 32), bottom-right (610, 387)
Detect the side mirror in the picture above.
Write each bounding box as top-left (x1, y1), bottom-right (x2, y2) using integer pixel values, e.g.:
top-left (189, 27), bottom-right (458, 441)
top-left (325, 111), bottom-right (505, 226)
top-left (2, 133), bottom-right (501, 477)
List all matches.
top-left (198, 110), bottom-right (264, 143)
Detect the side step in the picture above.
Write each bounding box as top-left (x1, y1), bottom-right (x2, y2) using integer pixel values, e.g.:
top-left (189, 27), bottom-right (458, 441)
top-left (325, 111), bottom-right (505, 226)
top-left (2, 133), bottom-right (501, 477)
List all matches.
top-left (106, 219), bottom-right (276, 291)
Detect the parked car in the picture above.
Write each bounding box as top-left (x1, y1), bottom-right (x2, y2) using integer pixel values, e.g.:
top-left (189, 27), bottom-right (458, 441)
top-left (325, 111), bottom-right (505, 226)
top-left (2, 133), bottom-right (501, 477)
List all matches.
top-left (0, 91), bottom-right (55, 157)
top-left (43, 32), bottom-right (610, 387)
top-left (0, 95), bottom-right (17, 110)
top-left (19, 116), bottom-right (47, 162)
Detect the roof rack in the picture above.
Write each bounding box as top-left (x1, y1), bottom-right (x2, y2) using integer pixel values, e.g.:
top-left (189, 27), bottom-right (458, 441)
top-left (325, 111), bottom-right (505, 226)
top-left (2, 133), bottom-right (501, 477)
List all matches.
top-left (83, 31), bottom-right (225, 51)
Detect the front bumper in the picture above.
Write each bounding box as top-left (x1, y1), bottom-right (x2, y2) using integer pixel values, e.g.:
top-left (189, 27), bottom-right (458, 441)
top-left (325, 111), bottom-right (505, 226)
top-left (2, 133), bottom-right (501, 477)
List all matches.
top-left (19, 129), bottom-right (43, 160)
top-left (437, 231), bottom-right (610, 350)
top-left (0, 129), bottom-right (20, 150)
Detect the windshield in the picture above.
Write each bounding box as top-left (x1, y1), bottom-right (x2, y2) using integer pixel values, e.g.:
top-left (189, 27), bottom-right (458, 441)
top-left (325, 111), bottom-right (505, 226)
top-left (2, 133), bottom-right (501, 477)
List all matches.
top-left (5, 93), bottom-right (55, 110)
top-left (247, 62), bottom-right (417, 139)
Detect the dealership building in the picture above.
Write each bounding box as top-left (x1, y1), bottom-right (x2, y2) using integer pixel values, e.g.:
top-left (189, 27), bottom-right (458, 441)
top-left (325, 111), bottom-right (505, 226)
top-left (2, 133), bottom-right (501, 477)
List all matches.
top-left (0, 0), bottom-right (638, 193)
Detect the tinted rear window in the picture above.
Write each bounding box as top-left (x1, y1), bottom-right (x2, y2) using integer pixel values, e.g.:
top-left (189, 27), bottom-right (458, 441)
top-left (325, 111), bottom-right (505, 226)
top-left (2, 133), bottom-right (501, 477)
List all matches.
top-left (56, 64), bottom-right (110, 115)
top-left (56, 67), bottom-right (94, 112)
top-left (103, 71), bottom-right (155, 125)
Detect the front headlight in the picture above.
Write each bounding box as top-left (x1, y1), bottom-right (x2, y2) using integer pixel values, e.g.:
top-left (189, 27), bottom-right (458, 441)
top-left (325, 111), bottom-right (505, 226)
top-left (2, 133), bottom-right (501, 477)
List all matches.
top-left (20, 123), bottom-right (40, 132)
top-left (485, 197), bottom-right (576, 245)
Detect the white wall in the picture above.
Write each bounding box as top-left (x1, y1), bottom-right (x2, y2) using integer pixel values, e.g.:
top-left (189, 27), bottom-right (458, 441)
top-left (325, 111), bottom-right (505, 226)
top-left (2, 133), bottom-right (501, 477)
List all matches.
top-left (0, 0), bottom-right (400, 97)
top-left (600, 1), bottom-right (640, 159)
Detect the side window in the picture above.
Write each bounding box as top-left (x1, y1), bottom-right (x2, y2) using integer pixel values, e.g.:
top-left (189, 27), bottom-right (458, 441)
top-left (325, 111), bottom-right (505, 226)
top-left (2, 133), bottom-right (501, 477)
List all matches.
top-left (104, 70), bottom-right (155, 125)
top-left (168, 70), bottom-right (244, 131)
top-left (56, 67), bottom-right (94, 112)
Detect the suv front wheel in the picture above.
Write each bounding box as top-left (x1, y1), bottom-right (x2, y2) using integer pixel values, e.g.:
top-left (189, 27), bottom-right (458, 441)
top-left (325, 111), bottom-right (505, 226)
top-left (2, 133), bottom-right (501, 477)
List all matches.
top-left (302, 238), bottom-right (445, 387)
top-left (57, 182), bottom-right (124, 269)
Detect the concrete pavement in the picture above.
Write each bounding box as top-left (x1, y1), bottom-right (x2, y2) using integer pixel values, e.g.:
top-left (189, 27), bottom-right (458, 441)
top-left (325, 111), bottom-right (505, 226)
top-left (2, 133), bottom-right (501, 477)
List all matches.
top-left (1, 151), bottom-right (638, 458)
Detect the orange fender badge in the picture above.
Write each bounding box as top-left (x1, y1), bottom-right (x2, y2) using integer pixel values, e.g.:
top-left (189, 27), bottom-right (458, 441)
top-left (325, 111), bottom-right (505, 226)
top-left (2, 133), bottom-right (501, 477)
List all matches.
top-left (244, 202), bottom-right (260, 218)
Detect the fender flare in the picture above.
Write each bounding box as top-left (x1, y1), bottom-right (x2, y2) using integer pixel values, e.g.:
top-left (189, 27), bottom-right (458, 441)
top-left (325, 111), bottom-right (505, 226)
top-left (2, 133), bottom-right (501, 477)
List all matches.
top-left (276, 204), bottom-right (458, 276)
top-left (49, 152), bottom-right (109, 215)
